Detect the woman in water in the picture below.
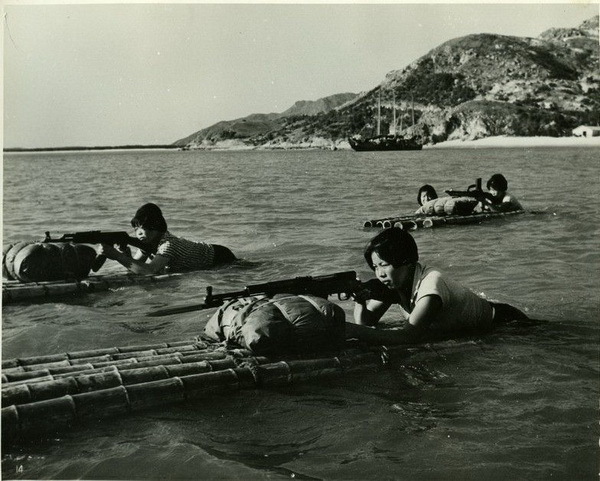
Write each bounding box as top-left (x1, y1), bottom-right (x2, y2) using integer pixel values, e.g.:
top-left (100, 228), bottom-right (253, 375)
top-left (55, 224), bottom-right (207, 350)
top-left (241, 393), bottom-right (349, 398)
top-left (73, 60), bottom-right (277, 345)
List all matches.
top-left (414, 184), bottom-right (439, 214)
top-left (417, 184), bottom-right (438, 207)
top-left (346, 227), bottom-right (528, 344)
top-left (481, 174), bottom-right (523, 212)
top-left (98, 203), bottom-right (236, 275)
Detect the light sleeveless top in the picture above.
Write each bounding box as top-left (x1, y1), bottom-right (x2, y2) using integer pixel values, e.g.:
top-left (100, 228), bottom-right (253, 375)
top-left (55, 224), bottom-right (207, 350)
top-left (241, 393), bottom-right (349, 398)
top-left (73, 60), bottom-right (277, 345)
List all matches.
top-left (400, 263), bottom-right (493, 333)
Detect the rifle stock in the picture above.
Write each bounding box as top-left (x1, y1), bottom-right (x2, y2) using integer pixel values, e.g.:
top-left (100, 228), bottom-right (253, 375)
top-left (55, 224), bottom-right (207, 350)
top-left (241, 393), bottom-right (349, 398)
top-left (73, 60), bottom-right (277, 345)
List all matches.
top-left (147, 270), bottom-right (362, 317)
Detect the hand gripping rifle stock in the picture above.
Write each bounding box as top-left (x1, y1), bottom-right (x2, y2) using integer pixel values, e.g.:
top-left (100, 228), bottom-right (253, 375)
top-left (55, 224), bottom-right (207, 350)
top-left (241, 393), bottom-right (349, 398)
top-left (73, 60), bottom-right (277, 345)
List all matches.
top-left (43, 230), bottom-right (155, 272)
top-left (147, 270), bottom-right (362, 317)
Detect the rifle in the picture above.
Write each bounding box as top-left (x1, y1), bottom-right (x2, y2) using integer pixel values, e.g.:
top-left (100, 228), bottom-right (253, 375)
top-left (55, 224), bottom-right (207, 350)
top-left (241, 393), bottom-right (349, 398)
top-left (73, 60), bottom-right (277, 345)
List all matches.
top-left (147, 270), bottom-right (365, 317)
top-left (445, 178), bottom-right (495, 203)
top-left (43, 230), bottom-right (156, 272)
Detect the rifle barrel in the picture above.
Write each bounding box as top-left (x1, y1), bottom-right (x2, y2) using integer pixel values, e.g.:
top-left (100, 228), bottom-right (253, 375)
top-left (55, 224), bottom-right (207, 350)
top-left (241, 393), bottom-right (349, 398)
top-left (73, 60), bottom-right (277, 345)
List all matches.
top-left (146, 303), bottom-right (210, 317)
top-left (44, 231), bottom-right (154, 254)
top-left (147, 271), bottom-right (358, 317)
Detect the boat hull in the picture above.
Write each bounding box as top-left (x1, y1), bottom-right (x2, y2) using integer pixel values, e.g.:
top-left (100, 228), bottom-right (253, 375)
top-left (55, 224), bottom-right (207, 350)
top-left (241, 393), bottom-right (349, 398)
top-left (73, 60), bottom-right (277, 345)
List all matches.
top-left (349, 136), bottom-right (423, 151)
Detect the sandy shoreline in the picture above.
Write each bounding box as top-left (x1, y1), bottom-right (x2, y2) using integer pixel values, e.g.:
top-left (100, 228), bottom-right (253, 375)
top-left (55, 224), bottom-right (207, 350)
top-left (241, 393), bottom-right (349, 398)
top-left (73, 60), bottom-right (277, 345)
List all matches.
top-left (5, 136), bottom-right (600, 153)
top-left (427, 135), bottom-right (600, 149)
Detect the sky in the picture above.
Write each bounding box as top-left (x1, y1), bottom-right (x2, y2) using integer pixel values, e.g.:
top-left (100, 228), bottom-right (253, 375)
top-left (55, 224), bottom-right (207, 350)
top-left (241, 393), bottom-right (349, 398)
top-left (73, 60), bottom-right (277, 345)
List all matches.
top-left (3, 2), bottom-right (599, 149)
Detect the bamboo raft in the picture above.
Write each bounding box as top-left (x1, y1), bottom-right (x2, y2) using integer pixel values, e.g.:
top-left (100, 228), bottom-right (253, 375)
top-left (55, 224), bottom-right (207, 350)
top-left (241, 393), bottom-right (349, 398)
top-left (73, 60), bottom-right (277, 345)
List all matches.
top-left (363, 209), bottom-right (526, 229)
top-left (2, 272), bottom-right (182, 304)
top-left (1, 337), bottom-right (485, 443)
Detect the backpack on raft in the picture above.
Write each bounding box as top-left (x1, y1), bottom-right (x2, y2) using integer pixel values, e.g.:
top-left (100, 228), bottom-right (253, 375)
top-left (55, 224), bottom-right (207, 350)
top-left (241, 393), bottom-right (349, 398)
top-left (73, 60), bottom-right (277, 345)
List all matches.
top-left (416, 196), bottom-right (478, 216)
top-left (2, 241), bottom-right (98, 283)
top-left (202, 294), bottom-right (347, 356)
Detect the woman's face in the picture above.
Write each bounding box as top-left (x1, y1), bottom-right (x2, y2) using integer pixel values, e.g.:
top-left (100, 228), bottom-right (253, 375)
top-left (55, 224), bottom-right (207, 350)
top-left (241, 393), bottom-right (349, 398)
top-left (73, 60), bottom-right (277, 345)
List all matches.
top-left (420, 191), bottom-right (433, 205)
top-left (371, 251), bottom-right (412, 290)
top-left (488, 187), bottom-right (504, 201)
top-left (134, 226), bottom-right (162, 244)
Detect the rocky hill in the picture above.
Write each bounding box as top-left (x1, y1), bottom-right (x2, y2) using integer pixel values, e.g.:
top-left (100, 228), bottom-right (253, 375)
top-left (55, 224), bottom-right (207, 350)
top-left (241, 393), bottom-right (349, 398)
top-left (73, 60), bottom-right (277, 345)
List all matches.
top-left (176, 15), bottom-right (599, 149)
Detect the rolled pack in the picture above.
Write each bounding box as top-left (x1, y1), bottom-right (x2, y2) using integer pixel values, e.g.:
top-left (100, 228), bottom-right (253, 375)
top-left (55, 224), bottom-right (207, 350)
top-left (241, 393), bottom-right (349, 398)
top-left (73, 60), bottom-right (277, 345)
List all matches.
top-left (203, 294), bottom-right (346, 356)
top-left (2, 242), bottom-right (98, 282)
top-left (416, 196), bottom-right (478, 216)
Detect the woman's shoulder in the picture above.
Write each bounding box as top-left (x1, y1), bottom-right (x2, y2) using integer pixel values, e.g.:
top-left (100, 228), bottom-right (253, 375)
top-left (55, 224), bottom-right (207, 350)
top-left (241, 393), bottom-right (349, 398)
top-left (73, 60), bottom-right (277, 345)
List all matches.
top-left (503, 191), bottom-right (521, 202)
top-left (419, 265), bottom-right (457, 292)
top-left (156, 231), bottom-right (179, 252)
top-left (502, 192), bottom-right (523, 209)
top-left (160, 231), bottom-right (189, 244)
top-left (420, 264), bottom-right (443, 279)
top-left (158, 231), bottom-right (173, 240)
top-left (415, 264), bottom-right (446, 290)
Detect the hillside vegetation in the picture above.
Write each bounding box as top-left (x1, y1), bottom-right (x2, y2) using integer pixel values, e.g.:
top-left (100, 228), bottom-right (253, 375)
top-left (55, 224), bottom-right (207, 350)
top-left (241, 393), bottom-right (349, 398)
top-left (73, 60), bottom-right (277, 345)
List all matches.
top-left (175, 15), bottom-right (599, 149)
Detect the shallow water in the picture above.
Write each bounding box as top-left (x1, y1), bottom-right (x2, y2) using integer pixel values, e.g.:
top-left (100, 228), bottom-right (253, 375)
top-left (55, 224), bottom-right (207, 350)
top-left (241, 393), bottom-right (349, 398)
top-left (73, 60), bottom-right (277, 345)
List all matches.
top-left (2, 147), bottom-right (599, 480)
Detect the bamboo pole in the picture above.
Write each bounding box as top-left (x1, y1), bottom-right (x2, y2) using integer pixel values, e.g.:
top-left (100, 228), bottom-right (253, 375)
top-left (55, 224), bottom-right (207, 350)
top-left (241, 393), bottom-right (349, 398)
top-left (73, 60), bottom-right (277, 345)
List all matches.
top-left (2, 339), bottom-right (248, 381)
top-left (2, 339), bottom-right (209, 370)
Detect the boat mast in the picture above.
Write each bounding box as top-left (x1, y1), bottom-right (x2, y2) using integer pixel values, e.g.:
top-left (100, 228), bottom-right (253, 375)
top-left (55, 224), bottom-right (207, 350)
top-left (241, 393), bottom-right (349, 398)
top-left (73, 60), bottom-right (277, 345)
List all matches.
top-left (392, 91), bottom-right (397, 136)
top-left (376, 88), bottom-right (381, 136)
top-left (399, 93), bottom-right (403, 133)
top-left (411, 91), bottom-right (415, 126)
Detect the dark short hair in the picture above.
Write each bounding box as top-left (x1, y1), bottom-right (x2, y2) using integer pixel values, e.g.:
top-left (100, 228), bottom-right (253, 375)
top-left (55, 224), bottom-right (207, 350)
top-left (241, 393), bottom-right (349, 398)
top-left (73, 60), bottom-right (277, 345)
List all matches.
top-left (417, 184), bottom-right (438, 205)
top-left (364, 227), bottom-right (419, 270)
top-left (487, 174), bottom-right (508, 192)
top-left (131, 203), bottom-right (167, 232)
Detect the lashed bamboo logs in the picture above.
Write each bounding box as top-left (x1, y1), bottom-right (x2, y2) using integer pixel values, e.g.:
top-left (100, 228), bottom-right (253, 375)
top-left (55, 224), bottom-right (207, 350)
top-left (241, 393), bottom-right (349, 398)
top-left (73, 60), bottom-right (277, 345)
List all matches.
top-left (2, 272), bottom-right (182, 304)
top-left (1, 339), bottom-right (484, 443)
top-left (2, 339), bottom-right (216, 371)
top-left (363, 214), bottom-right (415, 228)
top-left (2, 339), bottom-right (269, 389)
top-left (2, 349), bottom-right (384, 442)
top-left (363, 209), bottom-right (525, 230)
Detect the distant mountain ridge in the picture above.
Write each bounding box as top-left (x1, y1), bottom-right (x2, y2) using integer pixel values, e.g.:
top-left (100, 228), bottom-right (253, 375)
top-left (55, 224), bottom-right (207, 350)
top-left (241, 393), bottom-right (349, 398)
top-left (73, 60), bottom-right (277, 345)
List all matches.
top-left (280, 93), bottom-right (358, 117)
top-left (176, 15), bottom-right (599, 149)
top-left (175, 93), bottom-right (357, 148)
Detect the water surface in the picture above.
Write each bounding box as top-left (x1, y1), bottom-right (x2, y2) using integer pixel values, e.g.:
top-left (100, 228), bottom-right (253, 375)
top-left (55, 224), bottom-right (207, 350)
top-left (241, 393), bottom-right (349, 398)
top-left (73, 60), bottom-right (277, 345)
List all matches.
top-left (2, 147), bottom-right (598, 480)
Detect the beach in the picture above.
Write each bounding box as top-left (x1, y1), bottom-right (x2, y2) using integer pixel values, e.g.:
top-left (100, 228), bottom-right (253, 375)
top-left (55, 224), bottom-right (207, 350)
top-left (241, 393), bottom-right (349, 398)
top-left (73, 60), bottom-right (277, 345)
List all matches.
top-left (428, 135), bottom-right (600, 149)
top-left (195, 135), bottom-right (600, 151)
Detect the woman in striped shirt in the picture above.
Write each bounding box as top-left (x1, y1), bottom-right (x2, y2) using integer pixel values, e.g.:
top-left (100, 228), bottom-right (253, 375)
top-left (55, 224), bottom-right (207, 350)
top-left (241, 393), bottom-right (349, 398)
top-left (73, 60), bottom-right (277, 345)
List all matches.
top-left (98, 203), bottom-right (236, 275)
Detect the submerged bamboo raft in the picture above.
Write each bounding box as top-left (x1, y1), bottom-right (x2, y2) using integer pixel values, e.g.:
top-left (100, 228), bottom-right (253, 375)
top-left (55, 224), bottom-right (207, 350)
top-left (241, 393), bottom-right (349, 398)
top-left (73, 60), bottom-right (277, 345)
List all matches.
top-left (1, 337), bottom-right (484, 443)
top-left (363, 209), bottom-right (526, 229)
top-left (2, 272), bottom-right (182, 304)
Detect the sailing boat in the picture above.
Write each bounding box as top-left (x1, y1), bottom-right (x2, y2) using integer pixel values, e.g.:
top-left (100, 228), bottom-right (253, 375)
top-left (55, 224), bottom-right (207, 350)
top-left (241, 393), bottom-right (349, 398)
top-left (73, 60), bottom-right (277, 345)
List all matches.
top-left (349, 89), bottom-right (423, 152)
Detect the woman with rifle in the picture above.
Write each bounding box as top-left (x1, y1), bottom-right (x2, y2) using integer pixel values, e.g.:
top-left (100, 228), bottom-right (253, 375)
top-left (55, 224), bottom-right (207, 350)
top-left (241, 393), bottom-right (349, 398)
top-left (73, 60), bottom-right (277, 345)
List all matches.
top-left (97, 203), bottom-right (236, 275)
top-left (346, 227), bottom-right (528, 344)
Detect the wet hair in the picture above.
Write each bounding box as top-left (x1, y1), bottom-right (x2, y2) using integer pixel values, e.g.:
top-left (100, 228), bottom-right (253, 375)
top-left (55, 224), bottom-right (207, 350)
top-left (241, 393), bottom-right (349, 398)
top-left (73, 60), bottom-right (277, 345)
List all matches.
top-left (487, 174), bottom-right (508, 192)
top-left (364, 227), bottom-right (419, 270)
top-left (130, 203), bottom-right (167, 233)
top-left (417, 184), bottom-right (438, 205)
